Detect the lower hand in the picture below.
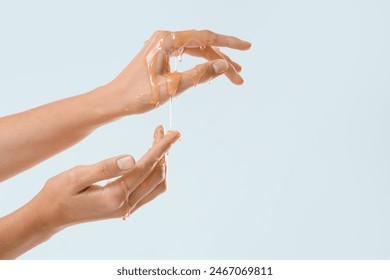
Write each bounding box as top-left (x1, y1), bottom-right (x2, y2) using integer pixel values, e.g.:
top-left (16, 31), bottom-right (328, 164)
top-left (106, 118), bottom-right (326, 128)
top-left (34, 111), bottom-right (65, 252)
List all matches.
top-left (30, 125), bottom-right (180, 231)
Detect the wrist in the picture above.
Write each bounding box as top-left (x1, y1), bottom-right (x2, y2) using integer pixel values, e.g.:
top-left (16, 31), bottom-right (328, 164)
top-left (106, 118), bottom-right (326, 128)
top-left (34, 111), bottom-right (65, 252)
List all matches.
top-left (75, 86), bottom-right (126, 130)
top-left (0, 199), bottom-right (61, 259)
top-left (86, 83), bottom-right (135, 122)
top-left (27, 197), bottom-right (63, 241)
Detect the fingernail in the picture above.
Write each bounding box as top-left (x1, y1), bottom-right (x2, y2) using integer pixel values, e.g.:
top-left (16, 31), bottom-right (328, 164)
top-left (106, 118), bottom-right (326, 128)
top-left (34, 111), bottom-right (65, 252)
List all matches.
top-left (117, 156), bottom-right (135, 171)
top-left (212, 60), bottom-right (228, 74)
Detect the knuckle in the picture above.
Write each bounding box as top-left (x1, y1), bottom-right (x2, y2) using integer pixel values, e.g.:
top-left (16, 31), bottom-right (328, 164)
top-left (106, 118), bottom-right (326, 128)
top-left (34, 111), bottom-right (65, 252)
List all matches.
top-left (44, 176), bottom-right (57, 190)
top-left (193, 63), bottom-right (207, 77)
top-left (200, 29), bottom-right (211, 35)
top-left (194, 63), bottom-right (205, 72)
top-left (105, 188), bottom-right (126, 210)
top-left (43, 175), bottom-right (59, 197)
top-left (66, 166), bottom-right (82, 185)
top-left (99, 162), bottom-right (112, 178)
top-left (200, 29), bottom-right (216, 44)
top-left (153, 30), bottom-right (169, 38)
top-left (45, 164), bottom-right (81, 190)
top-left (137, 161), bottom-right (155, 178)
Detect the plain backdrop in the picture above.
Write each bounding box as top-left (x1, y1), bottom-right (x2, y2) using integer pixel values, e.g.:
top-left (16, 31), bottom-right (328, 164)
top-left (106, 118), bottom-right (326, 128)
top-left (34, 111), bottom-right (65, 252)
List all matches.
top-left (0, 0), bottom-right (389, 259)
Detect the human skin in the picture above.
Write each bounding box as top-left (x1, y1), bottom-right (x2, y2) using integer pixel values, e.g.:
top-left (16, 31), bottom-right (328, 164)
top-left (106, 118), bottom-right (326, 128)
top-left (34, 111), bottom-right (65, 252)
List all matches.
top-left (0, 30), bottom-right (251, 259)
top-left (0, 30), bottom-right (251, 182)
top-left (0, 126), bottom-right (178, 259)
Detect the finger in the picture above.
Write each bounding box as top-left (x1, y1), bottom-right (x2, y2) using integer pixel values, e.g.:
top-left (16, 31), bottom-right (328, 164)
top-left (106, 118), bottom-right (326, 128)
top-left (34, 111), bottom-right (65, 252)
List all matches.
top-left (120, 129), bottom-right (180, 193)
top-left (114, 127), bottom-right (168, 220)
top-left (184, 46), bottom-right (242, 72)
top-left (153, 124), bottom-right (167, 170)
top-left (214, 47), bottom-right (243, 72)
top-left (129, 180), bottom-right (167, 214)
top-left (154, 125), bottom-right (166, 166)
top-left (129, 138), bottom-right (168, 214)
top-left (120, 128), bottom-right (167, 219)
top-left (153, 124), bottom-right (165, 146)
top-left (126, 159), bottom-right (166, 211)
top-left (91, 181), bottom-right (129, 212)
top-left (68, 155), bottom-right (135, 191)
top-left (173, 59), bottom-right (229, 95)
top-left (162, 30), bottom-right (252, 51)
top-left (184, 46), bottom-right (244, 84)
top-left (108, 180), bottom-right (166, 220)
top-left (154, 50), bottom-right (170, 76)
top-left (96, 158), bottom-right (166, 219)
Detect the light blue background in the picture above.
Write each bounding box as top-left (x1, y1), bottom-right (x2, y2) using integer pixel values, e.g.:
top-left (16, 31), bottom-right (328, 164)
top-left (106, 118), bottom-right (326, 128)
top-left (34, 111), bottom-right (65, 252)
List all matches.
top-left (0, 0), bottom-right (389, 259)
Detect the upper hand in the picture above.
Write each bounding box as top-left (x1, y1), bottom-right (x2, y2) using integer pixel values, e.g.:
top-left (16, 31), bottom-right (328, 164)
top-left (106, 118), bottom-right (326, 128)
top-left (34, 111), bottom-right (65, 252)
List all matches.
top-left (108, 29), bottom-right (252, 114)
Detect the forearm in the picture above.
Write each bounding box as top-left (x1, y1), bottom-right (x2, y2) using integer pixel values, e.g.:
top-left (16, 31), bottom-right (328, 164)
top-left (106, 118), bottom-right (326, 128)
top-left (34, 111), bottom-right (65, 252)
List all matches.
top-left (0, 200), bottom-right (59, 259)
top-left (0, 85), bottom-right (127, 182)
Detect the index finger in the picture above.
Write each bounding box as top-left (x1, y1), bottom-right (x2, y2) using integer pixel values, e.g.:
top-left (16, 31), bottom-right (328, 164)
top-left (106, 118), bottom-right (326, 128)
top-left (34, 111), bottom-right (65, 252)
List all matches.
top-left (162, 30), bottom-right (252, 51)
top-left (120, 129), bottom-right (180, 193)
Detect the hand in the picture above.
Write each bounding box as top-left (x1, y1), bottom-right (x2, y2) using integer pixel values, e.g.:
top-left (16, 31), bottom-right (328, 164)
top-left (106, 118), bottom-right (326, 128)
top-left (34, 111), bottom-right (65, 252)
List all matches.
top-left (30, 126), bottom-right (180, 231)
top-left (108, 29), bottom-right (252, 114)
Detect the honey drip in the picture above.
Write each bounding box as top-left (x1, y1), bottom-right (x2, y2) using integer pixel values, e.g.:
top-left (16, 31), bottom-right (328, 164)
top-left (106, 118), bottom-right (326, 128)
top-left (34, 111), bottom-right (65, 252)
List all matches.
top-left (145, 33), bottom-right (211, 127)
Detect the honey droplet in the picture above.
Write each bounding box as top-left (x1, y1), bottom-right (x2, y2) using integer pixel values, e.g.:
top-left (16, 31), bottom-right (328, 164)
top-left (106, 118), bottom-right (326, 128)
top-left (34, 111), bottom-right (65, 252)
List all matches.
top-left (177, 46), bottom-right (184, 62)
top-left (166, 71), bottom-right (182, 97)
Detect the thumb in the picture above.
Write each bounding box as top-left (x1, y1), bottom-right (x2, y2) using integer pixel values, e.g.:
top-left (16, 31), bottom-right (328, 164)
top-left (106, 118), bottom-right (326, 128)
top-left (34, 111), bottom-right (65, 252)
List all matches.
top-left (72, 155), bottom-right (136, 190)
top-left (176, 59), bottom-right (229, 94)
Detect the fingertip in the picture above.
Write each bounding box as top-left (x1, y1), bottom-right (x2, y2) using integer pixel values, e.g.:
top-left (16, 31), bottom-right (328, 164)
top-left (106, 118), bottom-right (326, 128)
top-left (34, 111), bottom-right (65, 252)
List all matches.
top-left (235, 76), bottom-right (245, 85)
top-left (154, 125), bottom-right (164, 135)
top-left (160, 124), bottom-right (165, 135)
top-left (228, 73), bottom-right (244, 85)
top-left (234, 64), bottom-right (243, 73)
top-left (241, 41), bottom-right (252, 50)
top-left (166, 130), bottom-right (182, 142)
top-left (212, 59), bottom-right (229, 74)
